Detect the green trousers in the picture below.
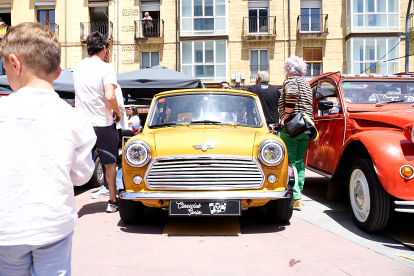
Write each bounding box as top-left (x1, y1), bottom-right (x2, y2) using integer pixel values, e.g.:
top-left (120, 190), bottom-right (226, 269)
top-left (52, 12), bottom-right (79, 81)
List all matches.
top-left (280, 129), bottom-right (310, 200)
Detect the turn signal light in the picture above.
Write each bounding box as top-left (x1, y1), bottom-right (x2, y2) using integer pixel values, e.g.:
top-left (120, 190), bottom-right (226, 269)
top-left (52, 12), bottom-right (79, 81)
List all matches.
top-left (400, 166), bottom-right (414, 180)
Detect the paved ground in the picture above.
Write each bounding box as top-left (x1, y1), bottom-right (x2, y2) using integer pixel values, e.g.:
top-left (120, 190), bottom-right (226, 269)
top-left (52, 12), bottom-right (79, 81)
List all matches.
top-left (72, 171), bottom-right (414, 275)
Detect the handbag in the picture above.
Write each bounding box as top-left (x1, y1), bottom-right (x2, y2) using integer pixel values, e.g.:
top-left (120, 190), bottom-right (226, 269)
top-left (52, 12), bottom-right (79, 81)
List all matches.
top-left (284, 112), bottom-right (307, 138)
top-left (283, 78), bottom-right (307, 138)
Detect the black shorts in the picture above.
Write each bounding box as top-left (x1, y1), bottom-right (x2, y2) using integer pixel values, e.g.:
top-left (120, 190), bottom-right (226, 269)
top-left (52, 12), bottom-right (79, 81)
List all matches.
top-left (93, 124), bottom-right (119, 165)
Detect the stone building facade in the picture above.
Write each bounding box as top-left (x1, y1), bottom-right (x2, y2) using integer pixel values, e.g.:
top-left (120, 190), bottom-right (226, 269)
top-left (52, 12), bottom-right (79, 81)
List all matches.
top-left (2, 0), bottom-right (414, 86)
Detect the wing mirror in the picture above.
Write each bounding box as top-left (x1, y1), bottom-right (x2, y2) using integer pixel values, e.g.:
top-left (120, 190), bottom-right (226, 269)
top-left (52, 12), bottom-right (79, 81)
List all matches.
top-left (318, 101), bottom-right (334, 110)
top-left (268, 123), bottom-right (280, 135)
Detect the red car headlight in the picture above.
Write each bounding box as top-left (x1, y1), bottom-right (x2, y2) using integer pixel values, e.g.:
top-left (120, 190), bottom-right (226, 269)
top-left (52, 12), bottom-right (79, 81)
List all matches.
top-left (403, 123), bottom-right (414, 143)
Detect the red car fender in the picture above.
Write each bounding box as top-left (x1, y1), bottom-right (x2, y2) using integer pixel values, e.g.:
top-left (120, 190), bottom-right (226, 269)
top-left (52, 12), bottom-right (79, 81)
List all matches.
top-left (340, 130), bottom-right (414, 200)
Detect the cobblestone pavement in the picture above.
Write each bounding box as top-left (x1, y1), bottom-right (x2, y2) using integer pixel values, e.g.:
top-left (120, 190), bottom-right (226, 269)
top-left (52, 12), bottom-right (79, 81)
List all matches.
top-left (72, 171), bottom-right (414, 275)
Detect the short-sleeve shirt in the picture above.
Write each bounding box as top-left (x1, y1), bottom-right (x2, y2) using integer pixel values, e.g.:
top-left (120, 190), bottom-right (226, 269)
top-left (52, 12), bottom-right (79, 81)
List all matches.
top-left (73, 58), bottom-right (118, 127)
top-left (247, 82), bottom-right (281, 125)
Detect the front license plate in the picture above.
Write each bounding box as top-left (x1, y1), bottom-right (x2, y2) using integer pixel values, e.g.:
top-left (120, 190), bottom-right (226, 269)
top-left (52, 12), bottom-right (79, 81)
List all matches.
top-left (169, 200), bottom-right (241, 216)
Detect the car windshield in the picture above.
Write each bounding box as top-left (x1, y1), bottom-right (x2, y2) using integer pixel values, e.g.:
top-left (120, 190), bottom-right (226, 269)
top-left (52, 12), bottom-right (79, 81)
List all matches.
top-left (341, 81), bottom-right (414, 104)
top-left (148, 93), bottom-right (263, 128)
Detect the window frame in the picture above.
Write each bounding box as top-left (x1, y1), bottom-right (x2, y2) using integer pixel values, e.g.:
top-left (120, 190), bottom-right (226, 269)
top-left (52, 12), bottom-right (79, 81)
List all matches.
top-left (141, 51), bottom-right (160, 69)
top-left (249, 49), bottom-right (269, 82)
top-left (346, 0), bottom-right (400, 33)
top-left (346, 37), bottom-right (400, 75)
top-left (180, 0), bottom-right (227, 36)
top-left (180, 40), bottom-right (228, 82)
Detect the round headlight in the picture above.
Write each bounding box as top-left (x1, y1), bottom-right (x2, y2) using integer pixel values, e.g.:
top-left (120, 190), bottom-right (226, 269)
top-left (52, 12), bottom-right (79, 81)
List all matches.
top-left (258, 139), bottom-right (285, 166)
top-left (124, 141), bottom-right (151, 167)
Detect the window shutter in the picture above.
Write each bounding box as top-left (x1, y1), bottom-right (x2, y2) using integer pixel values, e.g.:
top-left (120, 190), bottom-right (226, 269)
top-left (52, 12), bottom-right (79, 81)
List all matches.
top-left (303, 48), bottom-right (322, 62)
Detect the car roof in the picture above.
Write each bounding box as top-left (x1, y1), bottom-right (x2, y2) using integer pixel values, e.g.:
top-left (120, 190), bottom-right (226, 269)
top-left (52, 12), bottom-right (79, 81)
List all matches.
top-left (153, 88), bottom-right (258, 98)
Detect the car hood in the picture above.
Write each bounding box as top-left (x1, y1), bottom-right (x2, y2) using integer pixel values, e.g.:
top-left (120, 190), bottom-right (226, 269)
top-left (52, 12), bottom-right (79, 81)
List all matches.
top-left (348, 108), bottom-right (414, 129)
top-left (153, 126), bottom-right (256, 157)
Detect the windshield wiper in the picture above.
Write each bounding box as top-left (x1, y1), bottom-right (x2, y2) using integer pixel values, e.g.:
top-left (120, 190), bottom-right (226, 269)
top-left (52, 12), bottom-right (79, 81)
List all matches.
top-left (375, 100), bottom-right (405, 107)
top-left (190, 120), bottom-right (222, 124)
top-left (149, 122), bottom-right (179, 128)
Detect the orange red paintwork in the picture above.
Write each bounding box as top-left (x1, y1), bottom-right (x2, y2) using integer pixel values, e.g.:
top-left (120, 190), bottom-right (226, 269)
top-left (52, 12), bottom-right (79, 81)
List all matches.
top-left (306, 72), bottom-right (414, 201)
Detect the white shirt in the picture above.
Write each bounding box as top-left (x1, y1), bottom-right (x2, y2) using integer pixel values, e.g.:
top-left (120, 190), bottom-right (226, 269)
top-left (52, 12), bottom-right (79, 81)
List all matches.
top-left (128, 115), bottom-right (141, 130)
top-left (73, 58), bottom-right (118, 127)
top-left (115, 84), bottom-right (128, 130)
top-left (0, 87), bottom-right (96, 246)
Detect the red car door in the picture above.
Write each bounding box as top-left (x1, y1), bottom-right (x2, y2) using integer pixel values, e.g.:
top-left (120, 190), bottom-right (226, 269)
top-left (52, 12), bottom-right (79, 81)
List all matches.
top-left (307, 79), bottom-right (344, 174)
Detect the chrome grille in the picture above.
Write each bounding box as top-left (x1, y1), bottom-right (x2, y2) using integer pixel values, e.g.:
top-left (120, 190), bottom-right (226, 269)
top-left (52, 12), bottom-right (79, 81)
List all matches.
top-left (145, 155), bottom-right (264, 190)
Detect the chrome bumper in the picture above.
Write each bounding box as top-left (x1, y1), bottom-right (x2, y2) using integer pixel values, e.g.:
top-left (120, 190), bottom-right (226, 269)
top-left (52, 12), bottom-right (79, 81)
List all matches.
top-left (119, 190), bottom-right (290, 200)
top-left (395, 200), bottom-right (414, 213)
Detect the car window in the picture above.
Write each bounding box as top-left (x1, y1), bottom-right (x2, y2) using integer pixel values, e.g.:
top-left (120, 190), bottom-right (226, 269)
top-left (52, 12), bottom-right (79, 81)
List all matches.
top-left (148, 94), bottom-right (263, 128)
top-left (342, 81), bottom-right (414, 104)
top-left (318, 81), bottom-right (340, 116)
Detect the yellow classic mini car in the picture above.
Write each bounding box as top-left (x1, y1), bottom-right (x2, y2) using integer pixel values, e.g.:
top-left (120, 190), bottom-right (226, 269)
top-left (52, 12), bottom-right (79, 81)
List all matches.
top-left (116, 89), bottom-right (295, 223)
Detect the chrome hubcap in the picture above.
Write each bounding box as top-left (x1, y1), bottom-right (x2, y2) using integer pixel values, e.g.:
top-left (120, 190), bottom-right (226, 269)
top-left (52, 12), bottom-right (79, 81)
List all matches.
top-left (97, 162), bottom-right (104, 182)
top-left (349, 169), bottom-right (370, 223)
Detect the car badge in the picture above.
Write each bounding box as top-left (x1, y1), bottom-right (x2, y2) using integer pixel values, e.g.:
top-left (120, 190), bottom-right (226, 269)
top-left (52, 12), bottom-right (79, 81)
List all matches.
top-left (193, 144), bottom-right (216, 152)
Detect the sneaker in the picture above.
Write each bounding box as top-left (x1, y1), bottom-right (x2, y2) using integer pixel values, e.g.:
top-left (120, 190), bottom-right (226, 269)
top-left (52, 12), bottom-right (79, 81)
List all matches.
top-left (91, 185), bottom-right (109, 199)
top-left (293, 198), bottom-right (302, 210)
top-left (106, 199), bottom-right (119, 213)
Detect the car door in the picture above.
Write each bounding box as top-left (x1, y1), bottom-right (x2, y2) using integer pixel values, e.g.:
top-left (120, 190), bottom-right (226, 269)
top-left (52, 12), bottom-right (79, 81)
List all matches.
top-left (306, 79), bottom-right (344, 173)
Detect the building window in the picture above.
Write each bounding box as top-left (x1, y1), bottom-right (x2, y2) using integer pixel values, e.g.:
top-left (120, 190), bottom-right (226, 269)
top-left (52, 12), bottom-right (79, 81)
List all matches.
top-left (303, 47), bottom-right (322, 79)
top-left (181, 0), bottom-right (226, 36)
top-left (248, 0), bottom-right (269, 34)
top-left (141, 52), bottom-right (159, 69)
top-left (250, 49), bottom-right (268, 82)
top-left (181, 40), bottom-right (227, 82)
top-left (346, 0), bottom-right (399, 33)
top-left (346, 37), bottom-right (400, 74)
top-left (37, 9), bottom-right (56, 32)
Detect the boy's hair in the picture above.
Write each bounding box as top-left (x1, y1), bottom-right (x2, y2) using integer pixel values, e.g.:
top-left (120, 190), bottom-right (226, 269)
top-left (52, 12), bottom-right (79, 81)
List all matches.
top-left (86, 32), bottom-right (109, 56)
top-left (0, 22), bottom-right (60, 75)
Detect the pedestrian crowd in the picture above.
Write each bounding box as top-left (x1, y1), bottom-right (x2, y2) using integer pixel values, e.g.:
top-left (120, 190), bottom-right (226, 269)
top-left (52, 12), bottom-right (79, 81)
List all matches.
top-left (0, 22), bottom-right (315, 275)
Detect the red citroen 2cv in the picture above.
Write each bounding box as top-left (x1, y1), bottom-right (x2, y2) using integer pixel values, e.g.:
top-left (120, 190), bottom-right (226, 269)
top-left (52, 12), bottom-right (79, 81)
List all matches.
top-left (306, 72), bottom-right (414, 232)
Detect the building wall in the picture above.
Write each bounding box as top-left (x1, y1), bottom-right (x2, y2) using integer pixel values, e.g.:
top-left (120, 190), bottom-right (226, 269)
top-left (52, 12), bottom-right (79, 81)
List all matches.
top-left (4, 0), bottom-right (414, 86)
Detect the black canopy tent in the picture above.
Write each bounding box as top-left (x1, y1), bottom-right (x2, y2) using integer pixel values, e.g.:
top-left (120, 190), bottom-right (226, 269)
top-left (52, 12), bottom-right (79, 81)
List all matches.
top-left (0, 66), bottom-right (203, 104)
top-left (117, 65), bottom-right (204, 101)
top-left (0, 68), bottom-right (75, 103)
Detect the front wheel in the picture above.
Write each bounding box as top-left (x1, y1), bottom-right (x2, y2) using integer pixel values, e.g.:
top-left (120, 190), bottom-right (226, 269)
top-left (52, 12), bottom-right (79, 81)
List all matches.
top-left (119, 198), bottom-right (145, 224)
top-left (267, 197), bottom-right (293, 222)
top-left (348, 159), bottom-right (390, 232)
top-left (88, 157), bottom-right (105, 187)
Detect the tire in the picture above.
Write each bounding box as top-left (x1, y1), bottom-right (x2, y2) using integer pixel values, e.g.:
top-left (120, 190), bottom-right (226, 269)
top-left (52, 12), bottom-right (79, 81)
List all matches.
top-left (267, 197), bottom-right (293, 222)
top-left (119, 198), bottom-right (145, 224)
top-left (88, 157), bottom-right (105, 188)
top-left (348, 159), bottom-right (390, 232)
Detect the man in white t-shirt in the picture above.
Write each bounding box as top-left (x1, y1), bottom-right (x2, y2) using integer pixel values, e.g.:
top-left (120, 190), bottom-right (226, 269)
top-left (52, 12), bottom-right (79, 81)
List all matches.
top-left (73, 31), bottom-right (122, 213)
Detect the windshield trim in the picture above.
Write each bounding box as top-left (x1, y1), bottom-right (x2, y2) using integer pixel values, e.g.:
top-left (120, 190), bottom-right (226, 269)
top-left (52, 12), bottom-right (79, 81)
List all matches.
top-left (147, 93), bottom-right (265, 129)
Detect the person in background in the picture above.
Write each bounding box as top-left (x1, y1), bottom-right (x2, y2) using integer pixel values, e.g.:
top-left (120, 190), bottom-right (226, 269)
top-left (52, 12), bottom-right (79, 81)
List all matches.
top-left (0, 22), bottom-right (96, 275)
top-left (127, 106), bottom-right (141, 132)
top-left (142, 12), bottom-right (153, 37)
top-left (73, 31), bottom-right (122, 213)
top-left (247, 71), bottom-right (281, 126)
top-left (219, 81), bottom-right (230, 89)
top-left (279, 56), bottom-right (314, 210)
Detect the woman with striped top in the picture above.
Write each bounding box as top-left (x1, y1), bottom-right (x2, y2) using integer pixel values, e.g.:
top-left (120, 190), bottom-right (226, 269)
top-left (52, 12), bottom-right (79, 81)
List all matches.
top-left (279, 56), bottom-right (314, 210)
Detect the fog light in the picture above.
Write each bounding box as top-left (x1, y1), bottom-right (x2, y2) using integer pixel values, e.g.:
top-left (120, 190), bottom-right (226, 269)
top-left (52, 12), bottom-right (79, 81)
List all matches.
top-left (133, 175), bottom-right (142, 185)
top-left (267, 174), bottom-right (277, 184)
top-left (400, 166), bottom-right (414, 179)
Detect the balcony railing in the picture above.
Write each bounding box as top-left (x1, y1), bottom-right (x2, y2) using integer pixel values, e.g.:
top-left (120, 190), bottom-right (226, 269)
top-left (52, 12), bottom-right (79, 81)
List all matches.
top-left (134, 19), bottom-right (164, 40)
top-left (243, 16), bottom-right (276, 40)
top-left (297, 14), bottom-right (328, 34)
top-left (48, 23), bottom-right (59, 36)
top-left (250, 65), bottom-right (269, 82)
top-left (80, 21), bottom-right (113, 41)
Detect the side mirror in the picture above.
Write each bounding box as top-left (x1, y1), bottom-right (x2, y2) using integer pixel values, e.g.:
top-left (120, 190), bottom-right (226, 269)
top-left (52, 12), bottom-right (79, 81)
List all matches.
top-left (318, 101), bottom-right (334, 111)
top-left (268, 123), bottom-right (278, 132)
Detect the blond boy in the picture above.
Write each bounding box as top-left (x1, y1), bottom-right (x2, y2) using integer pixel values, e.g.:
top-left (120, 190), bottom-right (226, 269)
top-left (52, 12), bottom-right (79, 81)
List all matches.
top-left (0, 23), bottom-right (96, 275)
